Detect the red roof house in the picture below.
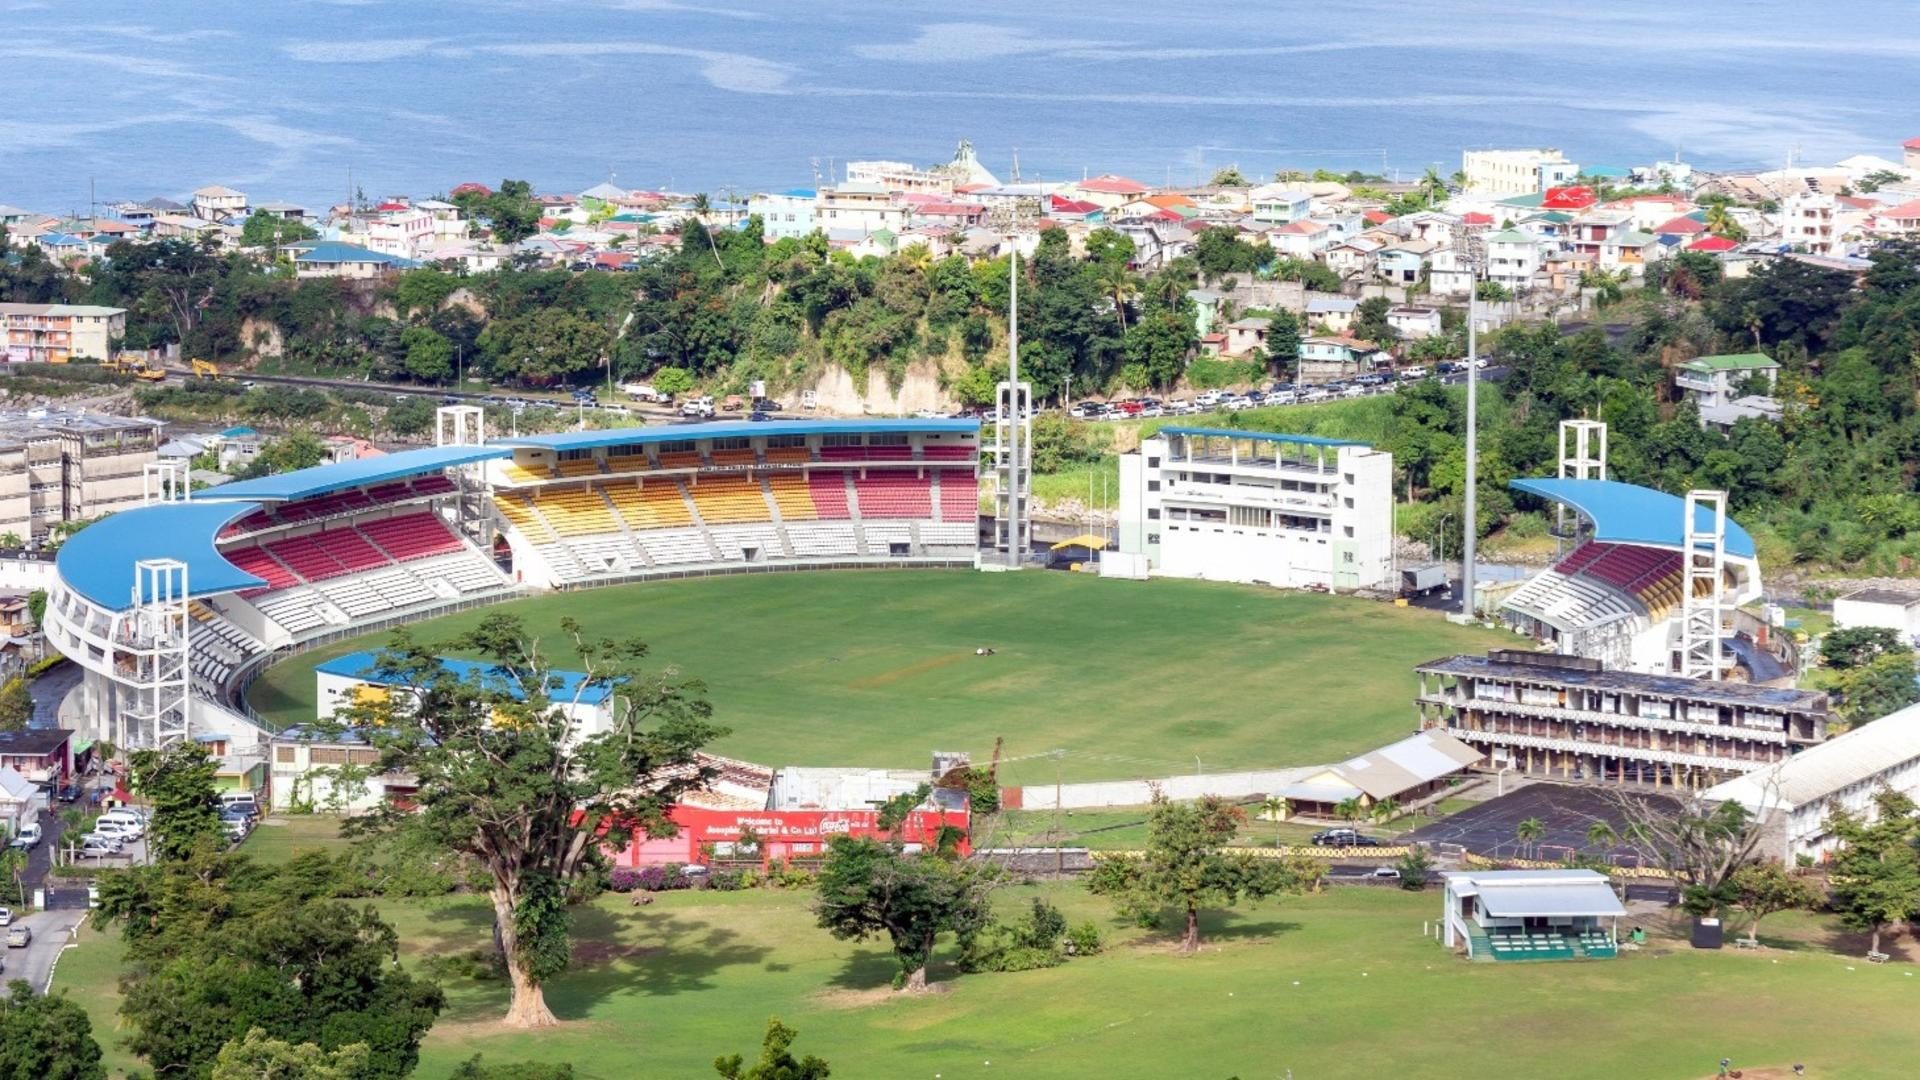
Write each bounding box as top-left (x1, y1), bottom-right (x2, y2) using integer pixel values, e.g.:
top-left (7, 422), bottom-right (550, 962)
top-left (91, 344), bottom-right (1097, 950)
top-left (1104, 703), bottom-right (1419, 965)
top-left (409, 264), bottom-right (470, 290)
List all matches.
top-left (1687, 235), bottom-right (1738, 252)
top-left (1654, 215), bottom-right (1707, 235)
top-left (1462, 212), bottom-right (1494, 226)
top-left (1542, 186), bottom-right (1598, 212)
top-left (1076, 174), bottom-right (1150, 196)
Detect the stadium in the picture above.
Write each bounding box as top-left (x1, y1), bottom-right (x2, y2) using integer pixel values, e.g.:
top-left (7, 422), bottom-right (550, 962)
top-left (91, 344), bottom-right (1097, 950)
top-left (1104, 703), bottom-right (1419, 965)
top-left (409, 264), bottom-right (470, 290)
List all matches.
top-left (42, 413), bottom-right (983, 752)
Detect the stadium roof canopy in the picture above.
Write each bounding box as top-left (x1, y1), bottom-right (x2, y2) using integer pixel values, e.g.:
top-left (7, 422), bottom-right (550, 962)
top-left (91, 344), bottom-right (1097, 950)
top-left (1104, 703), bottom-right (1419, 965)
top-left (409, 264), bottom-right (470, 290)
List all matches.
top-left (315, 650), bottom-right (614, 705)
top-left (56, 500), bottom-right (265, 611)
top-left (1509, 477), bottom-right (1756, 560)
top-left (500, 418), bottom-right (979, 451)
top-left (204, 445), bottom-right (510, 503)
top-left (1157, 426), bottom-right (1363, 448)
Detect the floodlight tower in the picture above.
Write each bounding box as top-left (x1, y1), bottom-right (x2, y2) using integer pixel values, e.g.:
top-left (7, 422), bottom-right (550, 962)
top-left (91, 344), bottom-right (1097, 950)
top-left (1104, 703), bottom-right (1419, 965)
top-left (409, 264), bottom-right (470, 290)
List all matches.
top-left (1680, 489), bottom-right (1731, 681)
top-left (992, 245), bottom-right (1033, 568)
top-left (437, 404), bottom-right (491, 545)
top-left (142, 458), bottom-right (190, 505)
top-left (1555, 419), bottom-right (1607, 554)
top-left (119, 558), bottom-right (191, 747)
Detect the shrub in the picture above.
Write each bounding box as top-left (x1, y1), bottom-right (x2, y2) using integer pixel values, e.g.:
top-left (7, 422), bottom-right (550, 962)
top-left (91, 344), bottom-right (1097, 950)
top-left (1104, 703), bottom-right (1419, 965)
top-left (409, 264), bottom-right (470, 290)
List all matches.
top-left (1065, 921), bottom-right (1104, 956)
top-left (707, 869), bottom-right (748, 891)
top-left (608, 865), bottom-right (695, 893)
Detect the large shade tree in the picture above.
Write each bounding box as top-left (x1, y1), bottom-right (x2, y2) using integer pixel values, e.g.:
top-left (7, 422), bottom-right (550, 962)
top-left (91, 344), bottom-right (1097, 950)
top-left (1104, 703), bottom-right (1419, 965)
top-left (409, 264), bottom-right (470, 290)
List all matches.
top-left (342, 613), bottom-right (725, 1027)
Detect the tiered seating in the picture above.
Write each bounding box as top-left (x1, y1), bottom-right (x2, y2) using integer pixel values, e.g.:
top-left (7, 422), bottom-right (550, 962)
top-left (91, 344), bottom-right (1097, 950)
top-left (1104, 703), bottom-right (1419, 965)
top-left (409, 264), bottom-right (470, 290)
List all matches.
top-left (637, 528), bottom-right (714, 565)
top-left (225, 545), bottom-right (299, 595)
top-left (316, 566), bottom-right (434, 617)
top-left (764, 447), bottom-right (810, 466)
top-left (264, 530), bottom-right (388, 581)
top-left (787, 523), bottom-right (860, 557)
top-left (920, 523), bottom-right (975, 547)
top-left (495, 495), bottom-right (554, 543)
top-left (766, 474), bottom-right (816, 520)
top-left (937, 470), bottom-right (977, 522)
top-left (1486, 932), bottom-right (1577, 961)
top-left (410, 475), bottom-right (456, 498)
top-left (709, 525), bottom-right (784, 561)
top-left (409, 551), bottom-right (511, 594)
top-left (553, 536), bottom-right (643, 578)
top-left (187, 604), bottom-right (265, 698)
top-left (820, 445), bottom-right (868, 463)
top-left (710, 448), bottom-right (756, 468)
top-left (921, 445), bottom-right (974, 460)
top-left (556, 457), bottom-right (603, 478)
top-left (253, 589), bottom-right (328, 634)
top-left (657, 451), bottom-right (703, 470)
top-left (688, 475), bottom-right (770, 524)
top-left (603, 482), bottom-right (694, 529)
top-left (1577, 930), bottom-right (1616, 958)
top-left (357, 512), bottom-right (464, 562)
top-left (530, 485), bottom-right (619, 537)
top-left (502, 461), bottom-right (552, 484)
top-left (1502, 568), bottom-right (1638, 630)
top-left (863, 522), bottom-right (913, 549)
top-left (852, 472), bottom-right (932, 518)
top-left (1556, 542), bottom-right (1688, 621)
top-left (808, 471), bottom-right (852, 519)
top-left (821, 444), bottom-right (914, 462)
top-left (605, 452), bottom-right (651, 475)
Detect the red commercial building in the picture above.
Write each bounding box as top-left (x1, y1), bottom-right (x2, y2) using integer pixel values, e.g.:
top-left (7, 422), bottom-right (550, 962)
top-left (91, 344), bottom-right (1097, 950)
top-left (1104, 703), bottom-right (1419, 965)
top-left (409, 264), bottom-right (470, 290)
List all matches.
top-left (613, 803), bottom-right (970, 868)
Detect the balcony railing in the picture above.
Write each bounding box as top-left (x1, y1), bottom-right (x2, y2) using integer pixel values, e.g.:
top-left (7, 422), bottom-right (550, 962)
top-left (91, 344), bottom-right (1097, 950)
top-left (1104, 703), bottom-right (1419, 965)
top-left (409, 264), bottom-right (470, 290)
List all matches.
top-left (1417, 692), bottom-right (1793, 744)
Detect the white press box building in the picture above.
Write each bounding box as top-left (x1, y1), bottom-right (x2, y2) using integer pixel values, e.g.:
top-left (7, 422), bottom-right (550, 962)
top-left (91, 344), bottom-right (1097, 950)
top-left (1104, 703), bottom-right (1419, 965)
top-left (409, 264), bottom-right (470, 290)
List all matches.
top-left (1115, 428), bottom-right (1394, 591)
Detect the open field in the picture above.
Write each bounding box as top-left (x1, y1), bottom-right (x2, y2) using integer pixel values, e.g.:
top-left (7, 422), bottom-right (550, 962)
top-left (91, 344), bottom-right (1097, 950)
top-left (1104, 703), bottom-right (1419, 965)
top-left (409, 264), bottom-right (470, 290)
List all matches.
top-left (60, 859), bottom-right (1920, 1080)
top-left (246, 571), bottom-right (1506, 787)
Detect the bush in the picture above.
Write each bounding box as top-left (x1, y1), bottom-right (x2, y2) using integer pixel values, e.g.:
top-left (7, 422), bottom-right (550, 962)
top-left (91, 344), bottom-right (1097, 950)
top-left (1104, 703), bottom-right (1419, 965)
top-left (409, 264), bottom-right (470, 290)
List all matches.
top-left (608, 865), bottom-right (695, 893)
top-left (1065, 921), bottom-right (1104, 956)
top-left (707, 869), bottom-right (749, 891)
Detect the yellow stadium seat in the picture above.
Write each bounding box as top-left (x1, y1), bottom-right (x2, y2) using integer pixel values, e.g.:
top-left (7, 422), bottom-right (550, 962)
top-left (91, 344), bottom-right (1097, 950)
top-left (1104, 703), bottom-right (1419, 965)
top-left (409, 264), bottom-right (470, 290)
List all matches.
top-left (556, 458), bottom-right (603, 478)
top-left (601, 481), bottom-right (694, 529)
top-left (687, 474), bottom-right (771, 524)
top-left (710, 448), bottom-right (756, 468)
top-left (657, 451), bottom-right (704, 471)
top-left (529, 484), bottom-right (619, 537)
top-left (764, 447), bottom-right (810, 466)
top-left (765, 473), bottom-right (816, 520)
top-left (604, 453), bottom-right (651, 476)
top-left (501, 461), bottom-right (551, 485)
top-left (496, 495), bottom-right (555, 543)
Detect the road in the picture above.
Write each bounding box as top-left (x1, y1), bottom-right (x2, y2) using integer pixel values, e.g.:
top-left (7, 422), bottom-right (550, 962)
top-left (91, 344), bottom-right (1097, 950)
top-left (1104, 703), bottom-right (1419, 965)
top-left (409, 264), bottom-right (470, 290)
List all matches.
top-left (2, 908), bottom-right (87, 993)
top-left (27, 658), bottom-right (80, 731)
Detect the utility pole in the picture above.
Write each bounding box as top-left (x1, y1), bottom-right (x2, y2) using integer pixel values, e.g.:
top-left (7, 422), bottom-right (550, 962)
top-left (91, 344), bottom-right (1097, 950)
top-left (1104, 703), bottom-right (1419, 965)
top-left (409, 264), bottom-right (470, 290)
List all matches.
top-left (1458, 294), bottom-right (1478, 623)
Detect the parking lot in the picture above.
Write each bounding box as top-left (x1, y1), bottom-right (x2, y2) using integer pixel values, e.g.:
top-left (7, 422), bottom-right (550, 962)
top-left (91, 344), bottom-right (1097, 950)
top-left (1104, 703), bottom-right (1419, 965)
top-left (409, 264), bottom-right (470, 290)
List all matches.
top-left (1, 907), bottom-right (89, 993)
top-left (1061, 362), bottom-right (1507, 423)
top-left (1402, 782), bottom-right (1679, 864)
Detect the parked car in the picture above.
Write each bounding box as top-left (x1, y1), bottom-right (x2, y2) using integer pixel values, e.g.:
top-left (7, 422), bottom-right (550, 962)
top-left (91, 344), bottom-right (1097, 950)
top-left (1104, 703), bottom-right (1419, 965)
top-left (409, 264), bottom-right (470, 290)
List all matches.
top-left (1301, 387), bottom-right (1331, 403)
top-left (6, 925), bottom-right (30, 948)
top-left (77, 836), bottom-right (121, 859)
top-left (57, 784), bottom-right (79, 803)
top-left (1400, 366), bottom-right (1429, 380)
top-left (1194, 390), bottom-right (1225, 407)
top-left (1069, 402), bottom-right (1103, 419)
top-left (680, 396), bottom-right (716, 418)
top-left (1224, 396), bottom-right (1255, 411)
top-left (1369, 867), bottom-right (1403, 880)
top-left (1311, 829), bottom-right (1357, 846)
top-left (96, 810), bottom-right (145, 837)
top-left (1348, 835), bottom-right (1384, 847)
top-left (1268, 390), bottom-right (1299, 405)
top-left (220, 791), bottom-right (260, 819)
top-left (0, 907), bottom-right (11, 927)
top-left (1341, 384), bottom-right (1368, 398)
top-left (1139, 404), bottom-right (1164, 418)
top-left (7, 822), bottom-right (41, 850)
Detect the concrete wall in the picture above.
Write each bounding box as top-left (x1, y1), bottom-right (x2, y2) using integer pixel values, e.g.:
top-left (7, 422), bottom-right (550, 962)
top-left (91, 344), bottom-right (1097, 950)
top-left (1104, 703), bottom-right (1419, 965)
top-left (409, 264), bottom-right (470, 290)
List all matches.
top-left (1010, 765), bottom-right (1319, 811)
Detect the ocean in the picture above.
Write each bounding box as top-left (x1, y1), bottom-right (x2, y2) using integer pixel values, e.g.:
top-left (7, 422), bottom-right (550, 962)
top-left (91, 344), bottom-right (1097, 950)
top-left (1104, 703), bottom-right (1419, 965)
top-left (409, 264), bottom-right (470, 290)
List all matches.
top-left (4, 0), bottom-right (1918, 213)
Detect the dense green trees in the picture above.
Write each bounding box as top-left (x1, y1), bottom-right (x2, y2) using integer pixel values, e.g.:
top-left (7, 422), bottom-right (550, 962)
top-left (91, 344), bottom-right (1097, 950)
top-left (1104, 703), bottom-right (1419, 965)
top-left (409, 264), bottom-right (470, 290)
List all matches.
top-left (0, 982), bottom-right (104, 1080)
top-left (240, 214), bottom-right (319, 248)
top-left (129, 743), bottom-right (227, 861)
top-left (1826, 788), bottom-right (1920, 956)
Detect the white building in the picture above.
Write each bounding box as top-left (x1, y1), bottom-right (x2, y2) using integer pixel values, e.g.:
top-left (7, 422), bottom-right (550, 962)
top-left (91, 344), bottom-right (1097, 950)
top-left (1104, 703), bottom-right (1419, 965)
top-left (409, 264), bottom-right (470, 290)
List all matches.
top-left (1387, 306), bottom-right (1443, 340)
top-left (1116, 428), bottom-right (1395, 592)
top-left (1461, 149), bottom-right (1578, 197)
top-left (1705, 702), bottom-right (1920, 863)
top-left (1249, 186), bottom-right (1314, 225)
top-left (191, 184), bottom-right (249, 222)
top-left (1833, 588), bottom-right (1920, 641)
top-left (1440, 869), bottom-right (1625, 960)
top-left (749, 189), bottom-right (818, 241)
top-left (1483, 229), bottom-right (1543, 289)
top-left (815, 183), bottom-right (909, 235)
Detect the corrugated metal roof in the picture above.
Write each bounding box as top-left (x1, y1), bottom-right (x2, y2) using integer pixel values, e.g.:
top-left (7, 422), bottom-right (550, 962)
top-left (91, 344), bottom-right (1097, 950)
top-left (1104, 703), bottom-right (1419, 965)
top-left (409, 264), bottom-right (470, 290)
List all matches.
top-left (55, 500), bottom-right (266, 610)
top-left (500, 418), bottom-right (978, 451)
top-left (316, 650), bottom-right (613, 706)
top-left (1158, 426), bottom-right (1365, 449)
top-left (1417, 653), bottom-right (1829, 712)
top-left (1444, 869), bottom-right (1626, 917)
top-left (1335, 729), bottom-right (1481, 798)
top-left (1509, 478), bottom-right (1758, 559)
top-left (205, 444), bottom-right (510, 502)
top-left (1706, 703), bottom-right (1920, 811)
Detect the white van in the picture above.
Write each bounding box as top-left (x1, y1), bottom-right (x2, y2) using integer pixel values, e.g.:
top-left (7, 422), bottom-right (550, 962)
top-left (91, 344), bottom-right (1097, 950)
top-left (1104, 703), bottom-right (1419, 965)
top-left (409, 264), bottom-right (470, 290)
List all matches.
top-left (94, 819), bottom-right (142, 842)
top-left (220, 791), bottom-right (260, 816)
top-left (97, 810), bottom-right (145, 837)
top-left (6, 821), bottom-right (40, 850)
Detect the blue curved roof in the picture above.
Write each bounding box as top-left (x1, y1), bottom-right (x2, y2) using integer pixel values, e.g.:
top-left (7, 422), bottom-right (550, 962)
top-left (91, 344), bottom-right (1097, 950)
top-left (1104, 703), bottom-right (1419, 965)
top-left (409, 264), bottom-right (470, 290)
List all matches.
top-left (56, 500), bottom-right (265, 611)
top-left (1510, 478), bottom-right (1756, 560)
top-left (501, 418), bottom-right (978, 451)
top-left (205, 444), bottom-right (509, 503)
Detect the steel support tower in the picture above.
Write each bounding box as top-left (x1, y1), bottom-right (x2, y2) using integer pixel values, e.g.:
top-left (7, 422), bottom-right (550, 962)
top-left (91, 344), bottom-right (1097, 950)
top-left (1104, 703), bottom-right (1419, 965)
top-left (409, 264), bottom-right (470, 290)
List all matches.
top-left (1554, 419), bottom-right (1607, 554)
top-left (1680, 489), bottom-right (1730, 681)
top-left (119, 558), bottom-right (191, 747)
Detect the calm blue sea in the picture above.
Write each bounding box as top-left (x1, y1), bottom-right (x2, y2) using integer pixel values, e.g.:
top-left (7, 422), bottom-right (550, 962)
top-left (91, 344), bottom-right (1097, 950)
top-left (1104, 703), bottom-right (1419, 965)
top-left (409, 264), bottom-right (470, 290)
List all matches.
top-left (4, 0), bottom-right (1917, 213)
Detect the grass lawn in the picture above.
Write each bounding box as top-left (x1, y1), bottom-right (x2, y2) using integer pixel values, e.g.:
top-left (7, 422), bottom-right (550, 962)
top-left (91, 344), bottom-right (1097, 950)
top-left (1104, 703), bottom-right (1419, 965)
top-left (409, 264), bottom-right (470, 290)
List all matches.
top-left (245, 571), bottom-right (1506, 787)
top-left (59, 880), bottom-right (1920, 1080)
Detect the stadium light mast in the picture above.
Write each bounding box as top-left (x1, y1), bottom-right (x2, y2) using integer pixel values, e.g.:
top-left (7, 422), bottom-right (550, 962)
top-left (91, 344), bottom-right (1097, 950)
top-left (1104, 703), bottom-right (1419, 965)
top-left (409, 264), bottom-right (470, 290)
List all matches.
top-left (1456, 294), bottom-right (1479, 623)
top-left (994, 240), bottom-right (1033, 568)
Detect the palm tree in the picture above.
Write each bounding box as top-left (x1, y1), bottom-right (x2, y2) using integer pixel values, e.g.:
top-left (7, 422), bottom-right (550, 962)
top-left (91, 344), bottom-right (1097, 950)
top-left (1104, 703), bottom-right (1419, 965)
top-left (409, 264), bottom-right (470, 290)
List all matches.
top-left (689, 192), bottom-right (723, 269)
top-left (1370, 798), bottom-right (1400, 831)
top-left (1418, 167), bottom-right (1447, 207)
top-left (1515, 816), bottom-right (1547, 861)
top-left (898, 242), bottom-right (934, 275)
top-left (1703, 202), bottom-right (1747, 241)
top-left (1259, 797), bottom-right (1290, 846)
top-left (1448, 169), bottom-right (1469, 191)
top-left (1096, 260), bottom-right (1140, 331)
top-left (1579, 268), bottom-right (1626, 309)
top-left (1335, 797), bottom-right (1364, 828)
top-left (1585, 821), bottom-right (1617, 851)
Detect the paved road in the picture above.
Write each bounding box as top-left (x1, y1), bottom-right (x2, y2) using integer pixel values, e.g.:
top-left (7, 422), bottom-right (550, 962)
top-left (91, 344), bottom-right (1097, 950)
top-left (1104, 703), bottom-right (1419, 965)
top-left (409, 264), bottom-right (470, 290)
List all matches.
top-left (2, 908), bottom-right (87, 993)
top-left (27, 658), bottom-right (80, 731)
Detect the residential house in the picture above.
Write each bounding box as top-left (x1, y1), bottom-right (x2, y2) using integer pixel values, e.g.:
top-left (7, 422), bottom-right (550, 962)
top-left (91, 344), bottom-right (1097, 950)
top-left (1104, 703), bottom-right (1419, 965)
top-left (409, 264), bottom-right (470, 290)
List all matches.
top-left (1375, 240), bottom-right (1435, 285)
top-left (843, 160), bottom-right (956, 196)
top-left (1298, 335), bottom-right (1384, 384)
top-left (1045, 195), bottom-right (1104, 224)
top-left (1867, 199), bottom-right (1920, 239)
top-left (322, 435), bottom-right (384, 463)
top-left (816, 183), bottom-right (910, 235)
top-left (1783, 192), bottom-right (1874, 255)
top-left (1427, 250), bottom-right (1475, 298)
top-left (1699, 395), bottom-right (1784, 433)
top-left (1652, 214), bottom-right (1708, 240)
top-left (191, 184), bottom-right (249, 222)
top-left (1394, 210), bottom-right (1461, 246)
top-left (0, 205), bottom-right (40, 227)
top-left (1223, 317), bottom-right (1272, 357)
top-left (1269, 219), bottom-right (1332, 258)
top-left (1460, 149), bottom-right (1577, 196)
top-left (1067, 174), bottom-right (1151, 210)
top-left (1113, 220), bottom-right (1193, 270)
top-left (149, 214), bottom-right (224, 241)
top-left (1674, 353), bottom-right (1780, 408)
top-left (367, 209), bottom-right (434, 258)
top-left (252, 200), bottom-right (309, 222)
top-left (1249, 186), bottom-right (1314, 225)
top-left (1907, 137), bottom-right (1920, 171)
top-left (412, 200), bottom-right (469, 240)
top-left (1324, 237), bottom-right (1380, 279)
top-left (1187, 289), bottom-right (1225, 336)
top-left (748, 189), bottom-right (817, 242)
top-left (1483, 228), bottom-right (1542, 290)
top-left (1, 303), bottom-right (126, 363)
top-left (1607, 194), bottom-right (1698, 232)
top-left (1304, 295), bottom-right (1359, 334)
top-left (1688, 235), bottom-right (1741, 255)
top-left (0, 728), bottom-right (73, 788)
top-left (214, 426), bottom-right (266, 471)
top-left (1387, 306), bottom-right (1443, 340)
top-left (0, 766), bottom-right (42, 840)
top-left (912, 201), bottom-right (990, 229)
top-left (1599, 229), bottom-right (1660, 274)
top-left (1568, 210), bottom-right (1633, 261)
top-left (289, 241), bottom-right (419, 279)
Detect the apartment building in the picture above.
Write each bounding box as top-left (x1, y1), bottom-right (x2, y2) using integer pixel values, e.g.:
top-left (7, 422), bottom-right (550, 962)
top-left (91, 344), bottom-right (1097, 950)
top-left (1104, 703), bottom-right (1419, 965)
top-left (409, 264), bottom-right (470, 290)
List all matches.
top-left (815, 184), bottom-right (911, 235)
top-left (1461, 149), bottom-right (1578, 196)
top-left (1, 303), bottom-right (126, 363)
top-left (0, 408), bottom-right (164, 541)
top-left (1415, 650), bottom-right (1831, 792)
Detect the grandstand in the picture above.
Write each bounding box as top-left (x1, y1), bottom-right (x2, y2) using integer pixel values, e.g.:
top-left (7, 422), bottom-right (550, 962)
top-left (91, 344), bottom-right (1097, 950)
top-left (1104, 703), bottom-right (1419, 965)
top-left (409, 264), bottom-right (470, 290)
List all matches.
top-left (1498, 478), bottom-right (1763, 676)
top-left (42, 416), bottom-right (983, 750)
